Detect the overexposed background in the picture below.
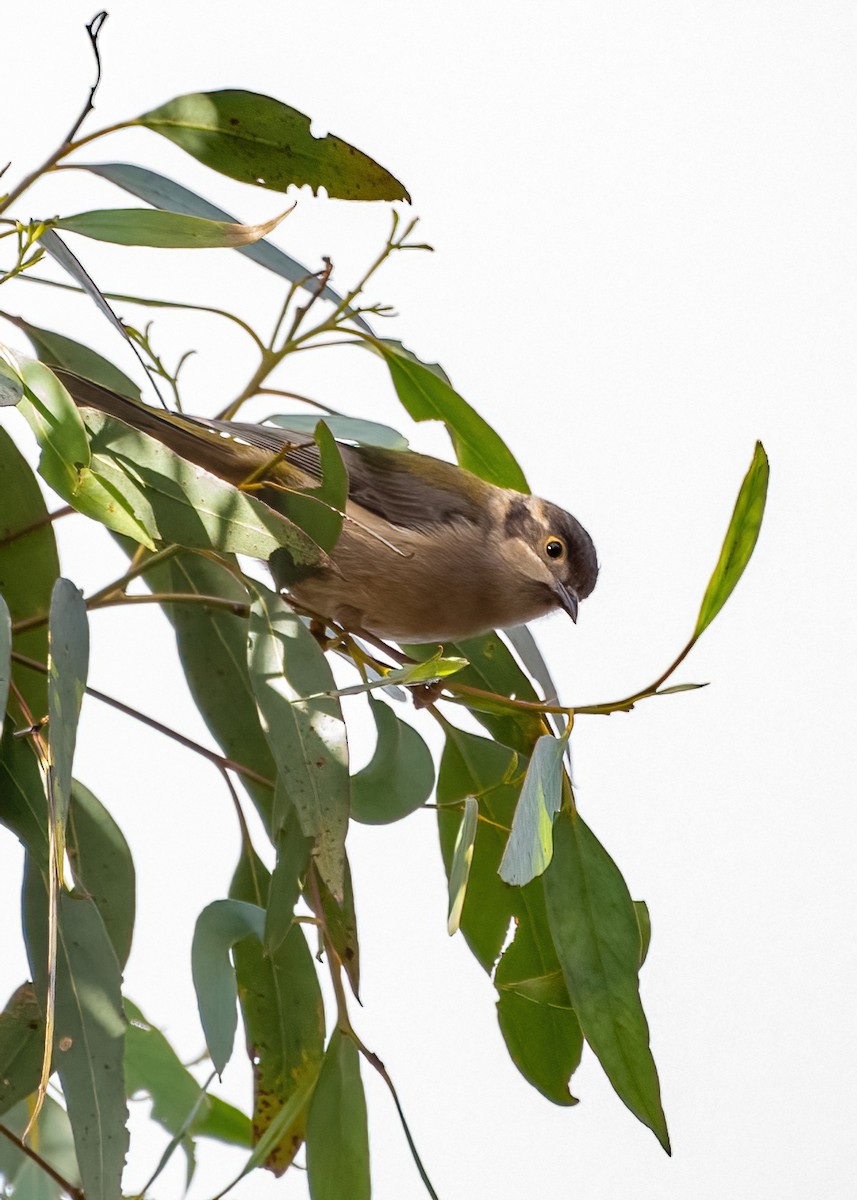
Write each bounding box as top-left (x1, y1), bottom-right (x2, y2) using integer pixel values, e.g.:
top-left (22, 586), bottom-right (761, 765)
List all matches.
top-left (1, 2), bottom-right (855, 1197)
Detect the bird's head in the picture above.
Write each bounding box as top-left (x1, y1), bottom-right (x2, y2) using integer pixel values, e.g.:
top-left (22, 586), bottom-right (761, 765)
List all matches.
top-left (497, 494), bottom-right (599, 624)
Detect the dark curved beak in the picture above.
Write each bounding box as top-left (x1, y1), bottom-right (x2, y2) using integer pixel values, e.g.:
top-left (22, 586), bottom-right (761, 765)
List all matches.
top-left (554, 582), bottom-right (580, 624)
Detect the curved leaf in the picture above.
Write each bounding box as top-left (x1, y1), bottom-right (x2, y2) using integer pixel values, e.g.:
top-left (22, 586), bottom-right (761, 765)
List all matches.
top-left (370, 339), bottom-right (528, 490)
top-left (499, 731), bottom-right (569, 886)
top-left (447, 797), bottom-right (478, 935)
top-left (306, 1029), bottom-right (370, 1200)
top-left (266, 413), bottom-right (407, 451)
top-left (55, 206), bottom-right (290, 249)
top-left (138, 90), bottom-right (409, 202)
top-left (544, 810), bottom-right (670, 1153)
top-left (78, 162), bottom-right (369, 327)
top-left (694, 440), bottom-right (769, 637)
top-left (350, 696), bottom-right (434, 824)
top-left (247, 589), bottom-right (349, 900)
top-left (191, 898), bottom-right (265, 1075)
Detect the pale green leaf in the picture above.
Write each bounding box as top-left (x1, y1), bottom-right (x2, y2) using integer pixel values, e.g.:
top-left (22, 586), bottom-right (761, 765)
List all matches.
top-left (447, 797), bottom-right (478, 935)
top-left (55, 206), bottom-right (290, 249)
top-left (191, 899), bottom-right (265, 1075)
top-left (499, 731), bottom-right (569, 886)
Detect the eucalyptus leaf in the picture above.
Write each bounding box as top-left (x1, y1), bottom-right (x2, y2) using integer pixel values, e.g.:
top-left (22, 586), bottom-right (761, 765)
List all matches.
top-left (55, 206), bottom-right (290, 249)
top-left (0, 596), bottom-right (10, 741)
top-left (138, 90), bottom-right (409, 202)
top-left (12, 317), bottom-right (142, 399)
top-left (47, 579), bottom-right (89, 864)
top-left (0, 983), bottom-right (45, 1117)
top-left (544, 810), bottom-right (670, 1153)
top-left (318, 650), bottom-right (468, 700)
top-left (266, 412), bottom-right (408, 451)
top-left (499, 731), bottom-right (569, 886)
top-left (67, 781), bottom-right (136, 970)
top-left (38, 228), bottom-right (134, 344)
top-left (248, 589), bottom-right (349, 900)
top-left (24, 863), bottom-right (129, 1200)
top-left (447, 797), bottom-right (478, 935)
top-left (351, 696), bottom-right (434, 824)
top-left (0, 1095), bottom-right (80, 1198)
top-left (306, 1029), bottom-right (370, 1200)
top-left (190, 898), bottom-right (265, 1076)
top-left (694, 440), bottom-right (768, 638)
top-left (79, 162), bottom-right (370, 327)
top-left (369, 339), bottom-right (528, 491)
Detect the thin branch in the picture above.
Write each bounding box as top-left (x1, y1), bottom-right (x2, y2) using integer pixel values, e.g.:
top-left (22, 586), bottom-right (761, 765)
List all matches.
top-left (63, 11), bottom-right (108, 144)
top-left (0, 506), bottom-right (74, 551)
top-left (0, 1122), bottom-right (84, 1200)
top-left (10, 651), bottom-right (274, 790)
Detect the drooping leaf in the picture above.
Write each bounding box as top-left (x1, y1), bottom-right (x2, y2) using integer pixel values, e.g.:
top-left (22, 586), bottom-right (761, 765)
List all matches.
top-left (10, 316), bottom-right (141, 399)
top-left (47, 579), bottom-right (89, 865)
top-left (78, 162), bottom-right (370, 328)
top-left (190, 898), bottom-right (265, 1076)
top-left (694, 440), bottom-right (769, 638)
top-left (495, 885), bottom-right (583, 1107)
top-left (306, 1029), bottom-right (370, 1200)
top-left (314, 860), bottom-right (360, 999)
top-left (0, 1094), bottom-right (80, 1198)
top-left (247, 589), bottom-right (349, 900)
top-left (38, 228), bottom-right (131, 344)
top-left (350, 696), bottom-right (434, 824)
top-left (265, 801), bottom-right (314, 953)
top-left (55, 206), bottom-right (291, 249)
top-left (370, 339), bottom-right (528, 490)
top-left (0, 983), bottom-right (45, 1117)
top-left (124, 998), bottom-right (251, 1149)
top-left (0, 724), bottom-right (48, 864)
top-left (24, 863), bottom-right (129, 1200)
top-left (137, 551), bottom-right (276, 822)
top-left (544, 810), bottom-right (670, 1153)
top-left (230, 850), bottom-right (325, 1174)
top-left (0, 427), bottom-right (60, 718)
top-left (499, 731), bottom-right (569, 886)
top-left (266, 413), bottom-right (407, 451)
top-left (66, 781), bottom-right (136, 970)
top-left (319, 649), bottom-right (468, 700)
top-left (137, 90), bottom-right (409, 202)
top-left (447, 797), bottom-right (478, 935)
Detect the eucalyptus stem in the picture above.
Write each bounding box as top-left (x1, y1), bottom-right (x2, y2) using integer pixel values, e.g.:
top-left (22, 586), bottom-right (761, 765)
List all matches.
top-left (0, 1123), bottom-right (84, 1200)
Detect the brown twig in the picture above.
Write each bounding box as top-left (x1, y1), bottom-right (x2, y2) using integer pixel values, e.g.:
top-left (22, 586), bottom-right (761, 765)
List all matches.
top-left (63, 11), bottom-right (108, 144)
top-left (0, 1123), bottom-right (84, 1200)
top-left (0, 506), bottom-right (74, 551)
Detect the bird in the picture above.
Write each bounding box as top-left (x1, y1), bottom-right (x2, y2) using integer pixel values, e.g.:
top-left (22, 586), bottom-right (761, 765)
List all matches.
top-left (57, 371), bottom-right (599, 644)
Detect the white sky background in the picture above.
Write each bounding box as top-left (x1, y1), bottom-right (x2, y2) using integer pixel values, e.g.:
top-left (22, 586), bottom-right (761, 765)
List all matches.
top-left (1, 2), bottom-right (856, 1197)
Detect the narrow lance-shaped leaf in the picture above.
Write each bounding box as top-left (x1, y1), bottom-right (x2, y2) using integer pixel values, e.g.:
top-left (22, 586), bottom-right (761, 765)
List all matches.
top-left (499, 730), bottom-right (570, 886)
top-left (191, 899), bottom-right (265, 1076)
top-left (306, 1029), bottom-right (370, 1200)
top-left (137, 90), bottom-right (410, 202)
top-left (247, 589), bottom-right (349, 900)
top-left (448, 797), bottom-right (478, 935)
top-left (47, 579), bottom-right (89, 872)
top-left (266, 413), bottom-right (408, 451)
top-left (368, 339), bottom-right (529, 490)
top-left (67, 781), bottom-right (136, 970)
top-left (312, 649), bottom-right (468, 701)
top-left (78, 162), bottom-right (371, 329)
top-left (12, 316), bottom-right (142, 398)
top-left (694, 440), bottom-right (769, 638)
top-left (544, 810), bottom-right (670, 1153)
top-left (54, 205), bottom-right (292, 249)
top-left (38, 228), bottom-right (139, 350)
top-left (0, 595), bottom-right (10, 741)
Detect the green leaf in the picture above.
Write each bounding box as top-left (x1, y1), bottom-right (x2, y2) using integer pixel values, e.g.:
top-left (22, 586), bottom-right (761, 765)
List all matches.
top-left (634, 900), bottom-right (652, 967)
top-left (504, 624), bottom-right (566, 738)
top-left (0, 724), bottom-right (48, 865)
top-left (11, 318), bottom-right (141, 400)
top-left (320, 649), bottom-right (468, 700)
top-left (266, 413), bottom-right (408, 451)
top-left (447, 797), bottom-right (478, 935)
top-left (269, 420), bottom-right (348, 554)
top-left (370, 339), bottom-right (528, 490)
top-left (139, 551), bottom-right (276, 822)
top-left (137, 90), bottom-right (409, 202)
top-left (37, 229), bottom-right (133, 347)
top-left (544, 810), bottom-right (670, 1153)
top-left (79, 162), bottom-right (370, 329)
top-left (694, 440), bottom-right (769, 638)
top-left (17, 359), bottom-right (91, 495)
top-left (55, 206), bottom-right (289, 249)
top-left (0, 1094), bottom-right (80, 1198)
top-left (436, 727), bottom-right (520, 971)
top-left (47, 579), bottom-right (89, 864)
top-left (190, 898), bottom-right (265, 1075)
top-left (66, 781), bottom-right (136, 970)
top-left (0, 595), bottom-right (10, 740)
top-left (124, 998), bottom-right (251, 1149)
top-left (495, 885), bottom-right (583, 1107)
top-left (79, 408), bottom-right (326, 561)
top-left (499, 731), bottom-right (569, 886)
top-left (265, 803), bottom-right (313, 953)
top-left (314, 860), bottom-right (360, 999)
top-left (230, 850), bottom-right (325, 1174)
top-left (248, 590), bottom-right (349, 900)
top-left (306, 1029), bottom-right (370, 1200)
top-left (350, 696), bottom-right (434, 824)
top-left (24, 863), bottom-right (129, 1200)
top-left (0, 427), bottom-right (60, 719)
top-left (0, 983), bottom-right (45, 1117)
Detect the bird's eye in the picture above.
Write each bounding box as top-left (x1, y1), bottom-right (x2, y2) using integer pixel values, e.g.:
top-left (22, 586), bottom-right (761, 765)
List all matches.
top-left (545, 537), bottom-right (566, 561)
